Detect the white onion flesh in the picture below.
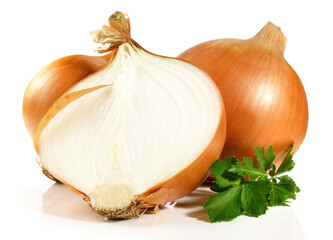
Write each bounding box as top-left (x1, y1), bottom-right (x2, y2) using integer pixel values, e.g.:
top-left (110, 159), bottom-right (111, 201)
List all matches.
top-left (37, 42), bottom-right (223, 211)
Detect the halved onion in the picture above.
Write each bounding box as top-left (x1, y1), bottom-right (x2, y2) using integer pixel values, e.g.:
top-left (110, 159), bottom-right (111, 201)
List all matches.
top-left (24, 12), bottom-right (226, 220)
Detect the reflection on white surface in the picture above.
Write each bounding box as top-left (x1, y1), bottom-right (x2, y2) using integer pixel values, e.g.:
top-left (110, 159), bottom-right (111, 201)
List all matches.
top-left (37, 183), bottom-right (305, 239)
top-left (42, 183), bottom-right (100, 222)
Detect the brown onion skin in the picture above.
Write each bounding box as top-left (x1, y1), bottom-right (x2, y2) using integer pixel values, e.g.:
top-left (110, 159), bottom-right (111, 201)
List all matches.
top-left (178, 22), bottom-right (308, 170)
top-left (23, 52), bottom-right (115, 138)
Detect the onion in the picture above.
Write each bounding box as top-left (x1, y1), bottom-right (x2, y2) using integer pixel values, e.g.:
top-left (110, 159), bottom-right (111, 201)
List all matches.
top-left (23, 12), bottom-right (226, 220)
top-left (178, 22), bottom-right (308, 171)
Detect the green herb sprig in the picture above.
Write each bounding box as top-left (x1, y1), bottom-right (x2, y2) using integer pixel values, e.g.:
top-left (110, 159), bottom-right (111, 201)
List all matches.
top-left (205, 144), bottom-right (300, 223)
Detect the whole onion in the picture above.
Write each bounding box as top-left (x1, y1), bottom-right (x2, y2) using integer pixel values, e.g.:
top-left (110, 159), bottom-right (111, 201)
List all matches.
top-left (178, 22), bottom-right (308, 169)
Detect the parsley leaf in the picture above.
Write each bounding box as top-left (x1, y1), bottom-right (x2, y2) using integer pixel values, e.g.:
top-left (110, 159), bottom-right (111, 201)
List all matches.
top-left (229, 157), bottom-right (266, 180)
top-left (241, 180), bottom-right (271, 216)
top-left (205, 144), bottom-right (300, 223)
top-left (254, 145), bottom-right (276, 171)
top-left (275, 143), bottom-right (295, 175)
top-left (211, 158), bottom-right (241, 188)
top-left (204, 185), bottom-right (242, 222)
top-left (254, 146), bottom-right (266, 170)
top-left (269, 175), bottom-right (300, 206)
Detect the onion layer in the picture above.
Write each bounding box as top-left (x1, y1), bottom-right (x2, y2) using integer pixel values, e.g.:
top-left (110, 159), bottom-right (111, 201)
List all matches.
top-left (178, 22), bottom-right (308, 170)
top-left (23, 12), bottom-right (226, 219)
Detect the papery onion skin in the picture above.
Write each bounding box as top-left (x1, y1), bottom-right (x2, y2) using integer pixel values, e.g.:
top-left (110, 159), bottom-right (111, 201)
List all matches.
top-left (22, 52), bottom-right (114, 138)
top-left (178, 22), bottom-right (308, 169)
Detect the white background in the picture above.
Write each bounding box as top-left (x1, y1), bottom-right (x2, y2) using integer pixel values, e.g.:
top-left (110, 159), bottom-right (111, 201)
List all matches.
top-left (0, 0), bottom-right (332, 239)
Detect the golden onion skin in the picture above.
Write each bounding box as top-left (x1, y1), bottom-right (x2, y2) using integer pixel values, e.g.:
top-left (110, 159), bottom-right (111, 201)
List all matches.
top-left (178, 22), bottom-right (308, 169)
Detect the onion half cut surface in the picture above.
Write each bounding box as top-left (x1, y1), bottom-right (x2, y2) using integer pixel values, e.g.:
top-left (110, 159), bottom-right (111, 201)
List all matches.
top-left (34, 41), bottom-right (226, 219)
